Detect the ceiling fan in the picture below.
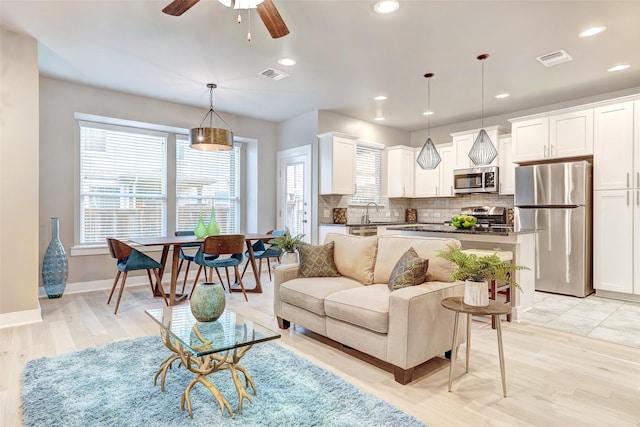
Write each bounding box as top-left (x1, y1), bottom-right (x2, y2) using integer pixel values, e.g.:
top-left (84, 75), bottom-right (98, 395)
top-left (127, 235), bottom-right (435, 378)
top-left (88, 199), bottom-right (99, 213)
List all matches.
top-left (162, 0), bottom-right (289, 39)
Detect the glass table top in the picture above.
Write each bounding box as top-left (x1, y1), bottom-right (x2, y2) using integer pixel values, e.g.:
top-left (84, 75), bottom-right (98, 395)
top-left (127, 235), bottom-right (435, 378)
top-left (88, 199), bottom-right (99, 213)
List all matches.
top-left (145, 305), bottom-right (281, 357)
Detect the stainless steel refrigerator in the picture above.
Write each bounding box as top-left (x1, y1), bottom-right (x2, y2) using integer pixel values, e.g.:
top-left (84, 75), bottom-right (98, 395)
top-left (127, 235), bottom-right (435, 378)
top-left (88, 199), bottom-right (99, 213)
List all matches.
top-left (514, 160), bottom-right (593, 297)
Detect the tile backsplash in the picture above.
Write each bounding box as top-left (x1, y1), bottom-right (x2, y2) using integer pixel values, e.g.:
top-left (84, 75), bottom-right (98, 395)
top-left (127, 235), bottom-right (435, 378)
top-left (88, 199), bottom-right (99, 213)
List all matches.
top-left (319, 193), bottom-right (514, 224)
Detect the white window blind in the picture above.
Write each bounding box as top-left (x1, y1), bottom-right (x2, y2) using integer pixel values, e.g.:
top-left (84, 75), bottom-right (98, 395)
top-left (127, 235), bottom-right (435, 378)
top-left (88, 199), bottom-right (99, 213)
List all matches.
top-left (79, 121), bottom-right (167, 244)
top-left (176, 137), bottom-right (241, 233)
top-left (350, 144), bottom-right (382, 205)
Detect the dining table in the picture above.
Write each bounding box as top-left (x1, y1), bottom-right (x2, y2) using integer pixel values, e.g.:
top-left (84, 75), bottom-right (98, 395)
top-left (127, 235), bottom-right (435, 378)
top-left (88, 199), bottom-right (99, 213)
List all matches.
top-left (129, 233), bottom-right (274, 306)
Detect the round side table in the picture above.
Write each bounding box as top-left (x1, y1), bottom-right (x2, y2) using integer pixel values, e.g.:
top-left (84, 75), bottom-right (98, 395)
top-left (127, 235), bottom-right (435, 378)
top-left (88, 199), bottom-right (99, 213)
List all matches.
top-left (441, 296), bottom-right (512, 397)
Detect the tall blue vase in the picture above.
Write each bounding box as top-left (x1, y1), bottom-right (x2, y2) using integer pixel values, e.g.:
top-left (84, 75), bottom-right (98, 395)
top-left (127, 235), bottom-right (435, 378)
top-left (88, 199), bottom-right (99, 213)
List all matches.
top-left (42, 217), bottom-right (68, 299)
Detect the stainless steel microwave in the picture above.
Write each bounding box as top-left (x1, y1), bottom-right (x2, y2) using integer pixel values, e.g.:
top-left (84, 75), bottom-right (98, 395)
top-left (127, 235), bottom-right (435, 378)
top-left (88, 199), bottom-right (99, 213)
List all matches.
top-left (453, 166), bottom-right (499, 194)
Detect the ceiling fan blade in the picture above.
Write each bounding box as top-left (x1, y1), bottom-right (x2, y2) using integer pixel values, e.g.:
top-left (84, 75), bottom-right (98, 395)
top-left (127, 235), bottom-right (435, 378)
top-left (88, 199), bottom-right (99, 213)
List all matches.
top-left (256, 0), bottom-right (290, 38)
top-left (162, 0), bottom-right (200, 16)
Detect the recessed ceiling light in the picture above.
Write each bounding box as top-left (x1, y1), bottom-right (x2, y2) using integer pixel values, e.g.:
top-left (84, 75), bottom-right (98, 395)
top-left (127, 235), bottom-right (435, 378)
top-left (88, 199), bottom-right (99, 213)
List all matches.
top-left (374, 95), bottom-right (388, 101)
top-left (579, 26), bottom-right (606, 38)
top-left (422, 111), bottom-right (434, 116)
top-left (608, 64), bottom-right (630, 72)
top-left (373, 0), bottom-right (399, 14)
top-left (374, 116), bottom-right (385, 121)
top-left (277, 57), bottom-right (296, 66)
top-left (495, 93), bottom-right (510, 99)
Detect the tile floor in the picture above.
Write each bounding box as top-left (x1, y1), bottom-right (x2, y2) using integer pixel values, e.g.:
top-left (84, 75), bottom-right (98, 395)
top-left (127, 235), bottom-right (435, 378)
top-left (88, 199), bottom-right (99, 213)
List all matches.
top-left (521, 291), bottom-right (640, 348)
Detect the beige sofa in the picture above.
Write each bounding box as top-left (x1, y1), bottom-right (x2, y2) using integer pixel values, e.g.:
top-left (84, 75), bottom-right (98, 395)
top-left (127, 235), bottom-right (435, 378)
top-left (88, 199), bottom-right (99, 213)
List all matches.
top-left (273, 233), bottom-right (466, 384)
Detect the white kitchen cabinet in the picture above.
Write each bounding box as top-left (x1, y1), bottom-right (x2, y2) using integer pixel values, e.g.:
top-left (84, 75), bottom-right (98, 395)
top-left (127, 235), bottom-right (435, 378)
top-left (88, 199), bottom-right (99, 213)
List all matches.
top-left (549, 109), bottom-right (594, 159)
top-left (318, 132), bottom-right (358, 195)
top-left (414, 143), bottom-right (455, 198)
top-left (386, 145), bottom-right (415, 197)
top-left (318, 224), bottom-right (347, 244)
top-left (511, 117), bottom-right (549, 162)
top-left (498, 136), bottom-right (515, 195)
top-left (511, 109), bottom-right (593, 163)
top-left (594, 100), bottom-right (640, 296)
top-left (451, 125), bottom-right (505, 169)
top-left (593, 101), bottom-right (635, 191)
top-left (593, 190), bottom-right (634, 294)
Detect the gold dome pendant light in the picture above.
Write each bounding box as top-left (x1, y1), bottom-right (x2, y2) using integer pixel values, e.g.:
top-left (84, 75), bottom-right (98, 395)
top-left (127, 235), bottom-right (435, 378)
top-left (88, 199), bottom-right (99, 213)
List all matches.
top-left (416, 73), bottom-right (441, 170)
top-left (190, 83), bottom-right (234, 151)
top-left (468, 54), bottom-right (498, 165)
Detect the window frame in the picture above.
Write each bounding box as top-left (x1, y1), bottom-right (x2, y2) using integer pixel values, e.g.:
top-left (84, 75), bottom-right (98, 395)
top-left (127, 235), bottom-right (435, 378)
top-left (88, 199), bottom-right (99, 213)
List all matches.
top-left (349, 141), bottom-right (384, 206)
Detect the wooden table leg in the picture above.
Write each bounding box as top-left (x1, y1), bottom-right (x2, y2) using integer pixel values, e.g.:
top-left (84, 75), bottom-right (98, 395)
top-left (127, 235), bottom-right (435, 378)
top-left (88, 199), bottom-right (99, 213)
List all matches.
top-left (153, 246), bottom-right (170, 297)
top-left (466, 313), bottom-right (471, 373)
top-left (496, 315), bottom-right (508, 397)
top-left (448, 312), bottom-right (460, 392)
top-left (231, 239), bottom-right (263, 294)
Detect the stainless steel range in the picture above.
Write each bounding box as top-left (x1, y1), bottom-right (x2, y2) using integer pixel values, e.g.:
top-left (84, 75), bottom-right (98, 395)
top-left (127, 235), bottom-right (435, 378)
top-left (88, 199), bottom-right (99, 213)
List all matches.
top-left (459, 206), bottom-right (510, 229)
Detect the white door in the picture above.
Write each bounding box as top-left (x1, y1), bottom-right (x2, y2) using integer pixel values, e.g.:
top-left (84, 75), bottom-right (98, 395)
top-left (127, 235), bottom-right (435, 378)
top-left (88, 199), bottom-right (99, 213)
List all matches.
top-left (593, 102), bottom-right (634, 190)
top-left (277, 146), bottom-right (312, 242)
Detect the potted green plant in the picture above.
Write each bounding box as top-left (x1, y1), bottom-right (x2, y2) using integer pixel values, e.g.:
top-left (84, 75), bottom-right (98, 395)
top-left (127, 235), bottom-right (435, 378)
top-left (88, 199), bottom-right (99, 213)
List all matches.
top-left (438, 246), bottom-right (529, 306)
top-left (269, 229), bottom-right (305, 264)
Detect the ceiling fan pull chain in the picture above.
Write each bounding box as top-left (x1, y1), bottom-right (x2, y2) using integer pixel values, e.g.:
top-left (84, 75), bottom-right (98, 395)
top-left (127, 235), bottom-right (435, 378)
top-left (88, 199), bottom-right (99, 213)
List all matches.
top-left (247, 9), bottom-right (252, 42)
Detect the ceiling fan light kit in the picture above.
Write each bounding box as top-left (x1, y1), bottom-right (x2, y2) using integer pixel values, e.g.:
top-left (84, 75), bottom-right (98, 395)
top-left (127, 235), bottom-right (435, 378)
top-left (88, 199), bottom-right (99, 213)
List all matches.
top-left (416, 73), bottom-right (442, 170)
top-left (468, 54), bottom-right (498, 166)
top-left (190, 83), bottom-right (234, 152)
top-left (162, 0), bottom-right (289, 39)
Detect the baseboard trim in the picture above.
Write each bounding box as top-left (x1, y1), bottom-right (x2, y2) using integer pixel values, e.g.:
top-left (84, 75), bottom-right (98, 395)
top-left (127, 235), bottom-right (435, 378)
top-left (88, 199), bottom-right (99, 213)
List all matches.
top-left (595, 289), bottom-right (640, 303)
top-left (0, 303), bottom-right (42, 329)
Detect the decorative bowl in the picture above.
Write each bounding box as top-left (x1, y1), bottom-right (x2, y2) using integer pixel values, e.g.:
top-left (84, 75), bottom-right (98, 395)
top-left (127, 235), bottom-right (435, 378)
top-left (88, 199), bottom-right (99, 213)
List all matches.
top-left (451, 214), bottom-right (477, 229)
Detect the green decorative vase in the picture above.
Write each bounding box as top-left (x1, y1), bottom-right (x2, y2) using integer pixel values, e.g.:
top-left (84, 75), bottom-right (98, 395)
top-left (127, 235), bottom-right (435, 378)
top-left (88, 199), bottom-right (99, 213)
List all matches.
top-left (190, 282), bottom-right (226, 322)
top-left (194, 210), bottom-right (207, 239)
top-left (206, 203), bottom-right (220, 236)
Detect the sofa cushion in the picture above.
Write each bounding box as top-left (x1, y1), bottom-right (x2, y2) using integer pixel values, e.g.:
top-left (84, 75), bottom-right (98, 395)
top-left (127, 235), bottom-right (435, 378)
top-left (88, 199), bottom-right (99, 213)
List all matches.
top-left (279, 277), bottom-right (362, 316)
top-left (324, 284), bottom-right (391, 334)
top-left (388, 247), bottom-right (429, 291)
top-left (297, 241), bottom-right (340, 278)
top-left (324, 233), bottom-right (378, 284)
top-left (373, 236), bottom-right (460, 284)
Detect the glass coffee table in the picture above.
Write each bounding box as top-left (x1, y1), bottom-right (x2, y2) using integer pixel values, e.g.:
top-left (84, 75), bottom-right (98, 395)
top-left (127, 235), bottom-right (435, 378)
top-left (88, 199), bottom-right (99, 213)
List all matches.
top-left (145, 305), bottom-right (281, 418)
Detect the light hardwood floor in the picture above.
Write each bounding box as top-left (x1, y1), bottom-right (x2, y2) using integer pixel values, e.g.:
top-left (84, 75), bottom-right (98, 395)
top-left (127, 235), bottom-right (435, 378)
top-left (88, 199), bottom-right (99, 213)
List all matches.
top-left (2, 274), bottom-right (640, 427)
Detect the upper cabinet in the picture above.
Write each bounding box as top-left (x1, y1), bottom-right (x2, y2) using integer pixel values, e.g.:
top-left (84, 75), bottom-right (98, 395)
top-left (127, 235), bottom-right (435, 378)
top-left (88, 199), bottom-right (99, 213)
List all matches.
top-left (451, 125), bottom-right (507, 169)
top-left (593, 101), bottom-right (635, 191)
top-left (318, 132), bottom-right (358, 195)
top-left (385, 145), bottom-right (415, 197)
top-left (414, 143), bottom-right (455, 198)
top-left (511, 108), bottom-right (593, 163)
top-left (498, 136), bottom-right (515, 195)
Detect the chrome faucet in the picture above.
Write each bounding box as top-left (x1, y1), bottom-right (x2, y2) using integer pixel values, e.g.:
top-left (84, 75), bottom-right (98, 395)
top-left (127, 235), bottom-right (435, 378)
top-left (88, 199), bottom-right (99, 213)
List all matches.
top-left (362, 202), bottom-right (379, 224)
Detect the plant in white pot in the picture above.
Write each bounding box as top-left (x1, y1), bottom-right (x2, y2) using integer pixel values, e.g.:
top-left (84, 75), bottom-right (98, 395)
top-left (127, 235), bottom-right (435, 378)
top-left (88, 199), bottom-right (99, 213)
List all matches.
top-left (269, 229), bottom-right (305, 264)
top-left (438, 246), bottom-right (529, 306)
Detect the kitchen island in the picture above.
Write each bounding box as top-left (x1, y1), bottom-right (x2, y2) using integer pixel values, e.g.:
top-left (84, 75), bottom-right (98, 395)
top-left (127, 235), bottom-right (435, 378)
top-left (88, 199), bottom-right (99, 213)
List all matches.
top-left (386, 224), bottom-right (537, 321)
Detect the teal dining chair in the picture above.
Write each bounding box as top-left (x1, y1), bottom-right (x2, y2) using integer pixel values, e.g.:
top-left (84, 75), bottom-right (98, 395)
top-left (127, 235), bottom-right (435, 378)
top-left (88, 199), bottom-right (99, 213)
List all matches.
top-left (106, 238), bottom-right (168, 314)
top-left (241, 229), bottom-right (285, 282)
top-left (174, 231), bottom-right (218, 294)
top-left (192, 234), bottom-right (248, 302)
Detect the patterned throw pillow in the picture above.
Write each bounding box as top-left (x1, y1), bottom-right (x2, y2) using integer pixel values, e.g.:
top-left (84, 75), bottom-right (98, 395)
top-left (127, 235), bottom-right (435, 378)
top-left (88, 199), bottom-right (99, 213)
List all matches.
top-left (388, 247), bottom-right (429, 291)
top-left (297, 241), bottom-right (340, 278)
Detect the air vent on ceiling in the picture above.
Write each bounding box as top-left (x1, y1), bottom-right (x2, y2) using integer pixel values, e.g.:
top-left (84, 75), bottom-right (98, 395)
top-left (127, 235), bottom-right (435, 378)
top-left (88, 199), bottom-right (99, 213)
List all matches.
top-left (536, 50), bottom-right (573, 67)
top-left (259, 67), bottom-right (289, 80)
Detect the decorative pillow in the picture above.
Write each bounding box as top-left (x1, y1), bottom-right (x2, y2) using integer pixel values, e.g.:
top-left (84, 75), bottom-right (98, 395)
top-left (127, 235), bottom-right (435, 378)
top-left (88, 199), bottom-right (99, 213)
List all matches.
top-left (388, 247), bottom-right (429, 291)
top-left (297, 241), bottom-right (340, 278)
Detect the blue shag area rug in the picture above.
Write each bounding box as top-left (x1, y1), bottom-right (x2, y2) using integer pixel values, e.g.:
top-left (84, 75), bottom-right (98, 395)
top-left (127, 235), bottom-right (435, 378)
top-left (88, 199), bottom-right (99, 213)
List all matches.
top-left (22, 335), bottom-right (426, 427)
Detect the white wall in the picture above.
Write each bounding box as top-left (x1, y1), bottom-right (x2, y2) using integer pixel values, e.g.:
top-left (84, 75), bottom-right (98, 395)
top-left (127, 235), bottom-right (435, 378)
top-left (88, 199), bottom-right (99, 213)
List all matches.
top-left (39, 77), bottom-right (279, 285)
top-left (319, 110), bottom-right (410, 146)
top-left (0, 30), bottom-right (41, 324)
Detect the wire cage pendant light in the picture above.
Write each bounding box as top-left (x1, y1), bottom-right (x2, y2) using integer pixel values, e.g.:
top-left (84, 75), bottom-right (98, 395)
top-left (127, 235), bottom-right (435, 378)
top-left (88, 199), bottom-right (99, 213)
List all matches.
top-left (416, 73), bottom-right (441, 170)
top-left (468, 54), bottom-right (498, 166)
top-left (189, 83), bottom-right (234, 151)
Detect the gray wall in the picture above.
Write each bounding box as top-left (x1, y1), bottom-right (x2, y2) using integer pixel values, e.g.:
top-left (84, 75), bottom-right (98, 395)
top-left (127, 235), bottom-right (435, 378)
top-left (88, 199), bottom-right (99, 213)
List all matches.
top-left (39, 77), bottom-right (278, 285)
top-left (319, 110), bottom-right (410, 146)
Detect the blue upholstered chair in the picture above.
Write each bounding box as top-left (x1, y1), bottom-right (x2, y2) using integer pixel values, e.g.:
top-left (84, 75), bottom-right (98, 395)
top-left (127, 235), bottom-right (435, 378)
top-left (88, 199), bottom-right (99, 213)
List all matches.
top-left (192, 234), bottom-right (248, 301)
top-left (174, 231), bottom-right (218, 294)
top-left (241, 229), bottom-right (285, 282)
top-left (106, 238), bottom-right (168, 314)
